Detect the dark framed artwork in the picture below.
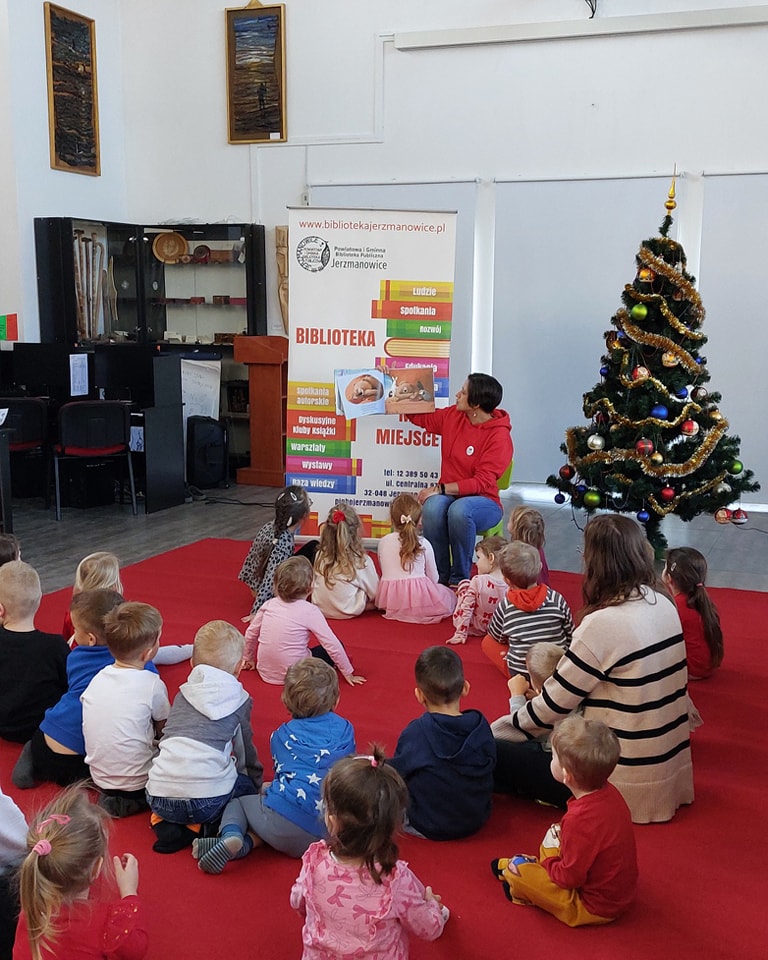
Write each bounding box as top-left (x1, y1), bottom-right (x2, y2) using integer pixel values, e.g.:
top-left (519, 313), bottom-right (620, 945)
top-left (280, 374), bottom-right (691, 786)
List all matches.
top-left (226, 4), bottom-right (287, 144)
top-left (44, 3), bottom-right (100, 176)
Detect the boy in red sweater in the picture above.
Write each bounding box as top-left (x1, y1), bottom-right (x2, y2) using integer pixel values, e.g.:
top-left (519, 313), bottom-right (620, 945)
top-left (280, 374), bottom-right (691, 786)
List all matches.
top-left (491, 714), bottom-right (637, 926)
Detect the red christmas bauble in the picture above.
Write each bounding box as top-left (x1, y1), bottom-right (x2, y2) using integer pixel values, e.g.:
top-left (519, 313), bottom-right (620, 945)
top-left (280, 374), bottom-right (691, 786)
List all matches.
top-left (660, 486), bottom-right (675, 502)
top-left (730, 508), bottom-right (748, 526)
top-left (635, 438), bottom-right (654, 456)
top-left (680, 419), bottom-right (700, 437)
top-left (714, 508), bottom-right (732, 524)
top-left (559, 464), bottom-right (575, 481)
top-left (632, 366), bottom-right (650, 381)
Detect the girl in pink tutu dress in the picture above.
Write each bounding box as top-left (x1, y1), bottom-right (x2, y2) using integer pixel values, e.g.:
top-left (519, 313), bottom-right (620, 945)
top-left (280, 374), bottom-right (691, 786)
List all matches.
top-left (375, 494), bottom-right (456, 624)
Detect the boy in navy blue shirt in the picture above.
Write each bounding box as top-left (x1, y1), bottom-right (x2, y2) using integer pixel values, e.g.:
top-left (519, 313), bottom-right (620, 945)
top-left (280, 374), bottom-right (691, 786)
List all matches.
top-left (390, 646), bottom-right (496, 840)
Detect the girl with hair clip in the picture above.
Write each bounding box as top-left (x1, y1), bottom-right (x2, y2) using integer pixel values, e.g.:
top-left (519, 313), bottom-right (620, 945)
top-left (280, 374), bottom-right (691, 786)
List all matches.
top-left (663, 547), bottom-right (724, 679)
top-left (376, 494), bottom-right (456, 623)
top-left (290, 747), bottom-right (449, 960)
top-left (312, 503), bottom-right (379, 619)
top-left (239, 485), bottom-right (313, 617)
top-left (508, 505), bottom-right (550, 586)
top-left (14, 784), bottom-right (148, 960)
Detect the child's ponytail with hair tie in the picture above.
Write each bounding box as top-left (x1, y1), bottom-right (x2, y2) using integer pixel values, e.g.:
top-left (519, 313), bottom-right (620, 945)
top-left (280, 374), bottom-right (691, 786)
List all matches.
top-left (332, 509), bottom-right (346, 524)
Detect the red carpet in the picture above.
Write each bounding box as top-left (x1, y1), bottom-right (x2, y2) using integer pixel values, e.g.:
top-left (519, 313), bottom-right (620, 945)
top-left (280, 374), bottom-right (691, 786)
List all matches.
top-left (2, 538), bottom-right (766, 959)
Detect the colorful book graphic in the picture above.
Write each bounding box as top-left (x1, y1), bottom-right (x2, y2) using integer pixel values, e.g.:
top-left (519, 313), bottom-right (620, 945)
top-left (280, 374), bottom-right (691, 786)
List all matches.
top-left (371, 300), bottom-right (453, 322)
top-left (286, 410), bottom-right (356, 443)
top-left (286, 456), bottom-right (364, 477)
top-left (288, 381), bottom-right (336, 411)
top-left (379, 281), bottom-right (454, 302)
top-left (0, 314), bottom-right (19, 341)
top-left (285, 473), bottom-right (359, 496)
top-left (384, 339), bottom-right (451, 358)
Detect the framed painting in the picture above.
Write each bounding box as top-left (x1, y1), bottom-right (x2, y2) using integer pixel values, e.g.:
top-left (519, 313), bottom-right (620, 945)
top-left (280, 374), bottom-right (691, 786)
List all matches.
top-left (44, 3), bottom-right (100, 176)
top-left (226, 4), bottom-right (287, 144)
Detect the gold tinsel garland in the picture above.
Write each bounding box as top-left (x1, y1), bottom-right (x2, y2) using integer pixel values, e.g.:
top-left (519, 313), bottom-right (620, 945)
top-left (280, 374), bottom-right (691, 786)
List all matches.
top-left (606, 470), bottom-right (729, 515)
top-left (583, 392), bottom-right (714, 430)
top-left (613, 350), bottom-right (700, 401)
top-left (636, 246), bottom-right (705, 325)
top-left (565, 417), bottom-right (730, 478)
top-left (616, 311), bottom-right (702, 375)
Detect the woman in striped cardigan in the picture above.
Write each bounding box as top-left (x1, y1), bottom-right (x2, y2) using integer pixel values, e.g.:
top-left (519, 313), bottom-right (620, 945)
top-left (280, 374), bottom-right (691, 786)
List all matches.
top-left (493, 514), bottom-right (693, 824)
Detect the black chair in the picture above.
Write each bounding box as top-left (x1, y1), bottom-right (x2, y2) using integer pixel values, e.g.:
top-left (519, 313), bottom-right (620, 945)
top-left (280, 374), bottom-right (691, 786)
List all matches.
top-left (53, 401), bottom-right (138, 521)
top-left (0, 396), bottom-right (50, 504)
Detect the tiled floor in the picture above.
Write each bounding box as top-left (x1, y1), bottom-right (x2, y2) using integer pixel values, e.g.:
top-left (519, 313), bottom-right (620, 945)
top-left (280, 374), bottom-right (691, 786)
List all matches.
top-left (8, 482), bottom-right (768, 594)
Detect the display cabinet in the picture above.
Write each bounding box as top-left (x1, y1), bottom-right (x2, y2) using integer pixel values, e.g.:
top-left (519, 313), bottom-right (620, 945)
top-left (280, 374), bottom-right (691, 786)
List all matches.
top-left (34, 218), bottom-right (267, 345)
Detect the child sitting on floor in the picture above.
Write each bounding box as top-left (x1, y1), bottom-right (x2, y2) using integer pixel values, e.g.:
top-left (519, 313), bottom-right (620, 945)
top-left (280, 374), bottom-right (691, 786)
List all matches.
top-left (491, 714), bottom-right (637, 927)
top-left (508, 505), bottom-right (550, 585)
top-left (239, 485), bottom-right (313, 617)
top-left (14, 784), bottom-right (148, 960)
top-left (447, 534), bottom-right (507, 644)
top-left (491, 642), bottom-right (572, 809)
top-left (193, 658), bottom-right (355, 873)
top-left (312, 503), bottom-right (379, 619)
top-left (375, 493), bottom-right (456, 623)
top-left (0, 561), bottom-right (69, 744)
top-left (0, 780), bottom-right (27, 959)
top-left (389, 646), bottom-right (496, 841)
top-left (291, 747), bottom-right (449, 958)
top-left (481, 542), bottom-right (573, 679)
top-left (62, 552), bottom-right (192, 664)
top-left (663, 547), bottom-right (723, 679)
top-left (81, 602), bottom-right (170, 818)
top-left (243, 557), bottom-right (365, 686)
top-left (12, 589), bottom-right (130, 789)
top-left (146, 620), bottom-right (262, 854)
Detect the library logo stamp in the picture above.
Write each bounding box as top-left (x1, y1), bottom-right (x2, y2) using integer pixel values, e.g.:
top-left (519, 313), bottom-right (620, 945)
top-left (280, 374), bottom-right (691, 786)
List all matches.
top-left (296, 236), bottom-right (330, 272)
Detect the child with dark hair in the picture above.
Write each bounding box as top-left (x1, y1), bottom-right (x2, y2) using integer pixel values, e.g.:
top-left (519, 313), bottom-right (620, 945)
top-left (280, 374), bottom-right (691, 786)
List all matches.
top-left (375, 493), bottom-right (455, 623)
top-left (291, 746), bottom-right (449, 959)
top-left (492, 714), bottom-right (637, 927)
top-left (448, 534), bottom-right (507, 644)
top-left (312, 503), bottom-right (379, 619)
top-left (0, 534), bottom-right (20, 567)
top-left (239, 485), bottom-right (312, 617)
top-left (663, 547), bottom-right (723, 679)
top-left (389, 646), bottom-right (496, 840)
top-left (243, 557), bottom-right (365, 686)
top-left (193, 658), bottom-right (355, 873)
top-left (12, 589), bottom-right (128, 789)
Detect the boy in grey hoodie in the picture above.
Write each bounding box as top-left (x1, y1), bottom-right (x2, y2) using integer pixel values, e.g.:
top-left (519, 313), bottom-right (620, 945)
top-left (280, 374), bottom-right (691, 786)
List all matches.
top-left (146, 620), bottom-right (263, 853)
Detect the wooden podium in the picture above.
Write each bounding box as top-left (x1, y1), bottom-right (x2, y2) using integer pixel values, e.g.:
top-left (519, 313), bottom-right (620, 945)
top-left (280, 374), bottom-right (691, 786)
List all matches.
top-left (234, 335), bottom-right (288, 487)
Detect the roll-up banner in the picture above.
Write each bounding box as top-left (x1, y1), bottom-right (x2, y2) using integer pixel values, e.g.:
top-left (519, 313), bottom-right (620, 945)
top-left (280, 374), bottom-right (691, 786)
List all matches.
top-left (287, 207), bottom-right (457, 537)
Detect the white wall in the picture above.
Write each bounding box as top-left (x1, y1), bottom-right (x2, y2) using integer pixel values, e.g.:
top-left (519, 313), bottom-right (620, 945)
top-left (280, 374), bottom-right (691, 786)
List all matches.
top-left (3, 0), bottom-right (767, 497)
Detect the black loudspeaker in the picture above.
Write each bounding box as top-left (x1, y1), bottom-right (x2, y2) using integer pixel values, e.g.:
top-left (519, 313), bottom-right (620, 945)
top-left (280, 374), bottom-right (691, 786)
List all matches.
top-left (186, 416), bottom-right (229, 488)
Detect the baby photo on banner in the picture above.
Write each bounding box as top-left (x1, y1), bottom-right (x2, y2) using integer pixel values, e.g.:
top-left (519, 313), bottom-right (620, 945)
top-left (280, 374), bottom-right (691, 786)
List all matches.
top-left (287, 207), bottom-right (457, 537)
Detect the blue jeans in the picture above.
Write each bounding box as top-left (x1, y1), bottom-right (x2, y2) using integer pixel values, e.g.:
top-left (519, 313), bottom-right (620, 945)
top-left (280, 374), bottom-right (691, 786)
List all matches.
top-left (421, 494), bottom-right (502, 584)
top-left (146, 772), bottom-right (259, 825)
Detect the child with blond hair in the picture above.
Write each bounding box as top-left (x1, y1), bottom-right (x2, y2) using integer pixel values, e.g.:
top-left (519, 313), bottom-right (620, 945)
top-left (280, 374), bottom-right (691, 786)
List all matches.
top-left (62, 551), bottom-right (191, 663)
top-left (244, 557), bottom-right (365, 686)
top-left (481, 542), bottom-right (573, 678)
top-left (448, 534), bottom-right (507, 643)
top-left (491, 714), bottom-right (637, 926)
top-left (0, 561), bottom-right (69, 744)
top-left (194, 658), bottom-right (355, 873)
top-left (312, 503), bottom-right (379, 619)
top-left (14, 784), bottom-right (147, 960)
top-left (81, 602), bottom-right (170, 818)
top-left (376, 493), bottom-right (456, 623)
top-left (508, 505), bottom-right (550, 585)
top-left (491, 642), bottom-right (572, 808)
top-left (146, 620), bottom-right (262, 853)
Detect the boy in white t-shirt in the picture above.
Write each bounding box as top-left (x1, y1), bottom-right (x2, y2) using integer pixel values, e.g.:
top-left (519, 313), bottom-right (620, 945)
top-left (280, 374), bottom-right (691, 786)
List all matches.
top-left (81, 601), bottom-right (170, 817)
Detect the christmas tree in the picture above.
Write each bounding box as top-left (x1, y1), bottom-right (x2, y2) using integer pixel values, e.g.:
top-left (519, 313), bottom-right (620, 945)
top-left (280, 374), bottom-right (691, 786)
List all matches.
top-left (547, 179), bottom-right (759, 551)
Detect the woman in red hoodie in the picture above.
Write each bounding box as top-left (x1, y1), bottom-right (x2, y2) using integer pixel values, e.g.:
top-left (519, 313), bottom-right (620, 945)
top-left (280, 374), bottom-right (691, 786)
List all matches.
top-left (407, 373), bottom-right (513, 586)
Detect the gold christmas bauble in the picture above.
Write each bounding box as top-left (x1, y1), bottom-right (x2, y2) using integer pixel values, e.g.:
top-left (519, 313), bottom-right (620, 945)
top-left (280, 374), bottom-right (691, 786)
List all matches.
top-left (710, 410), bottom-right (723, 421)
top-left (650, 452), bottom-right (664, 465)
top-left (661, 351), bottom-right (679, 367)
